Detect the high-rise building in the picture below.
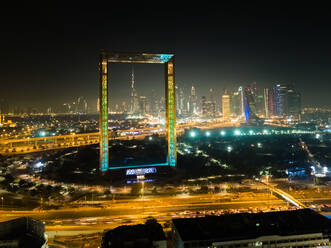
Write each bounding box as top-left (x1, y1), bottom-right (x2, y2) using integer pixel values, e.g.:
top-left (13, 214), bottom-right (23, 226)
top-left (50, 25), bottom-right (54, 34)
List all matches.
top-left (222, 93), bottom-right (230, 120)
top-left (209, 88), bottom-right (217, 115)
top-left (121, 101), bottom-right (127, 113)
top-left (114, 104), bottom-right (119, 112)
top-left (273, 83), bottom-right (301, 117)
top-left (75, 96), bottom-right (88, 114)
top-left (244, 86), bottom-right (257, 119)
top-left (231, 91), bottom-right (241, 117)
top-left (189, 85), bottom-right (197, 115)
top-left (130, 64), bottom-right (139, 114)
top-left (201, 96), bottom-right (216, 117)
top-left (177, 87), bottom-right (185, 115)
top-left (287, 87), bottom-right (301, 117)
top-left (273, 83), bottom-right (288, 116)
top-left (264, 88), bottom-right (270, 118)
top-left (0, 99), bottom-right (9, 115)
top-left (139, 96), bottom-right (147, 115)
top-left (238, 86), bottom-right (245, 118)
top-left (150, 90), bottom-right (159, 116)
top-left (201, 96), bottom-right (207, 116)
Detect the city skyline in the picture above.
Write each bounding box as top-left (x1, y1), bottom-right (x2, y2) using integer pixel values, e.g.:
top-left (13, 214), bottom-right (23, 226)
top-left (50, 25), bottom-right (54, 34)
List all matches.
top-left (1, 3), bottom-right (331, 109)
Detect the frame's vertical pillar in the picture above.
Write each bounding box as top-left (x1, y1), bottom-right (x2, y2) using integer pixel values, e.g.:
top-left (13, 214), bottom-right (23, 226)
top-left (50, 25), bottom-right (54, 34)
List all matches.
top-left (165, 57), bottom-right (177, 167)
top-left (99, 53), bottom-right (109, 172)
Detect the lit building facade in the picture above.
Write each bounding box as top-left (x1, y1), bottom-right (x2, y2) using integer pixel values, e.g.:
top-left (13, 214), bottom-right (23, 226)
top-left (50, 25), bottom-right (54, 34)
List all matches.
top-left (222, 94), bottom-right (230, 120)
top-left (231, 91), bottom-right (242, 117)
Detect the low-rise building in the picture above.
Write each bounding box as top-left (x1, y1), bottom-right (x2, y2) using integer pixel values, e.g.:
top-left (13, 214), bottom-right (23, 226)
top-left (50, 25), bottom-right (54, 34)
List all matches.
top-left (172, 209), bottom-right (331, 248)
top-left (0, 217), bottom-right (47, 247)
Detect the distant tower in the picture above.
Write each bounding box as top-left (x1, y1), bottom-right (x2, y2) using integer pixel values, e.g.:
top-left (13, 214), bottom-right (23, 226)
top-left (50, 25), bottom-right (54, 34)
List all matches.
top-left (139, 96), bottom-right (147, 115)
top-left (178, 87), bottom-right (184, 114)
top-left (189, 85), bottom-right (197, 114)
top-left (97, 98), bottom-right (100, 113)
top-left (264, 88), bottom-right (270, 118)
top-left (122, 101), bottom-right (127, 113)
top-left (273, 83), bottom-right (288, 116)
top-left (238, 86), bottom-right (244, 118)
top-left (130, 64), bottom-right (139, 114)
top-left (287, 86), bottom-right (301, 117)
top-left (209, 88), bottom-right (216, 116)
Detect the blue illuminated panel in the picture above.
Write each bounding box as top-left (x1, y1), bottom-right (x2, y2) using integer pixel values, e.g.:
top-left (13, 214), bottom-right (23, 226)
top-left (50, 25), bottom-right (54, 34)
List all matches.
top-left (244, 97), bottom-right (250, 123)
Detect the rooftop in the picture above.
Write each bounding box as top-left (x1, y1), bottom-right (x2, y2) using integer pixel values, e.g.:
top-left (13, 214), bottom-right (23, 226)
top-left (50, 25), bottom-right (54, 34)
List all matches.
top-left (102, 219), bottom-right (166, 248)
top-left (172, 209), bottom-right (331, 242)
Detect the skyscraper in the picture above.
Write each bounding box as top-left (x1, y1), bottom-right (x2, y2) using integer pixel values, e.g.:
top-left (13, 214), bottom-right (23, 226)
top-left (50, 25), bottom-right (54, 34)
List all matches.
top-left (75, 96), bottom-right (88, 114)
top-left (150, 90), bottom-right (159, 116)
top-left (231, 91), bottom-right (242, 117)
top-left (273, 83), bottom-right (301, 117)
top-left (121, 101), bottom-right (127, 113)
top-left (222, 93), bottom-right (230, 120)
top-left (201, 96), bottom-right (207, 116)
top-left (178, 87), bottom-right (185, 115)
top-left (139, 96), bottom-right (147, 115)
top-left (264, 88), bottom-right (270, 118)
top-left (130, 64), bottom-right (139, 114)
top-left (287, 87), bottom-right (301, 117)
top-left (238, 86), bottom-right (245, 118)
top-left (0, 99), bottom-right (9, 115)
top-left (273, 83), bottom-right (288, 116)
top-left (189, 85), bottom-right (197, 115)
top-left (209, 88), bottom-right (217, 115)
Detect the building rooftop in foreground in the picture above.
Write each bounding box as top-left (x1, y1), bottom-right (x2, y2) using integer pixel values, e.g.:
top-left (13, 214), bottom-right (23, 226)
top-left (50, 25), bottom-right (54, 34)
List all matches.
top-left (172, 209), bottom-right (331, 243)
top-left (101, 219), bottom-right (166, 248)
top-left (0, 217), bottom-right (47, 247)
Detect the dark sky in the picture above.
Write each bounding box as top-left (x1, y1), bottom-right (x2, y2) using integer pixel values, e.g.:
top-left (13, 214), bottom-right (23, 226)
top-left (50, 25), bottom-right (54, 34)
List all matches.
top-left (1, 2), bottom-right (331, 111)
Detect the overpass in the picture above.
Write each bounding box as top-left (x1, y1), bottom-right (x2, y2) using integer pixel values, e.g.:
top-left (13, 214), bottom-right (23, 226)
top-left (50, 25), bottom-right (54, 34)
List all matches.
top-left (0, 121), bottom-right (237, 155)
top-left (259, 180), bottom-right (307, 208)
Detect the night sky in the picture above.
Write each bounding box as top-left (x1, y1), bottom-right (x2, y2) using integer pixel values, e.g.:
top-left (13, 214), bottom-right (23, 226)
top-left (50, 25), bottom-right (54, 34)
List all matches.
top-left (1, 2), bottom-right (331, 111)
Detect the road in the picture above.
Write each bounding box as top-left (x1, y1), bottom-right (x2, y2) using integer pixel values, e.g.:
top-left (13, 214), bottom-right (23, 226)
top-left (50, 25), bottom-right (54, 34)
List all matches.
top-left (0, 182), bottom-right (330, 247)
top-left (0, 191), bottom-right (288, 236)
top-left (259, 180), bottom-right (307, 208)
top-left (0, 121), bottom-right (238, 155)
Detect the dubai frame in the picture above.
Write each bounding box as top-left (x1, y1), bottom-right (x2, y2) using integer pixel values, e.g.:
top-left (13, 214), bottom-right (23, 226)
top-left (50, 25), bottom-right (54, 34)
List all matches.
top-left (99, 51), bottom-right (176, 172)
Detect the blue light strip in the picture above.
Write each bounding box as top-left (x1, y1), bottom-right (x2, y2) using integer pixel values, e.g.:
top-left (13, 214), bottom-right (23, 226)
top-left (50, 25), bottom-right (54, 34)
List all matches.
top-left (109, 162), bottom-right (168, 170)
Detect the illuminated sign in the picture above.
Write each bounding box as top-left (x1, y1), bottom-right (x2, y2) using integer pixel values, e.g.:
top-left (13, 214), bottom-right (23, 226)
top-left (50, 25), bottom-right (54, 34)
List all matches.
top-left (126, 167), bottom-right (157, 176)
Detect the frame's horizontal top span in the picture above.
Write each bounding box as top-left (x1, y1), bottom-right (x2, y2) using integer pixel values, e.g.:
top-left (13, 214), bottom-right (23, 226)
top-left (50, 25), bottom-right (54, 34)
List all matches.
top-left (101, 51), bottom-right (174, 64)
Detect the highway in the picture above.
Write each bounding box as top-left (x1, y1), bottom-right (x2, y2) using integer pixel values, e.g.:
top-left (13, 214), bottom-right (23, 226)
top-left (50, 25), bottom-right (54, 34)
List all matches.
top-left (0, 179), bottom-right (329, 246)
top-left (0, 191), bottom-right (289, 237)
top-left (0, 121), bottom-right (237, 155)
top-left (259, 180), bottom-right (307, 208)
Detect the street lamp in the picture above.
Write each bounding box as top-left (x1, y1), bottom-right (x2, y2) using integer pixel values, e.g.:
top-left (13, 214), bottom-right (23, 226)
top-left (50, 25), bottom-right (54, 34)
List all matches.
top-left (234, 129), bottom-right (241, 136)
